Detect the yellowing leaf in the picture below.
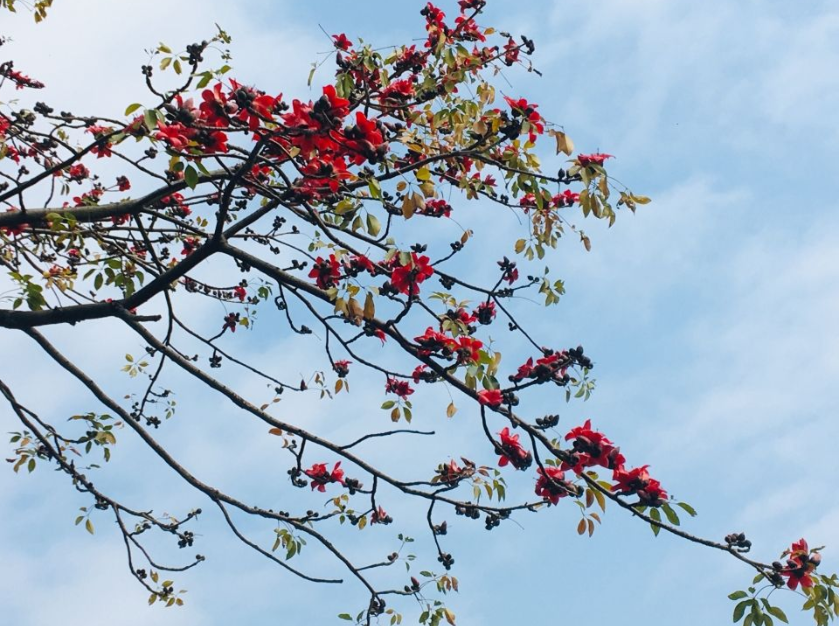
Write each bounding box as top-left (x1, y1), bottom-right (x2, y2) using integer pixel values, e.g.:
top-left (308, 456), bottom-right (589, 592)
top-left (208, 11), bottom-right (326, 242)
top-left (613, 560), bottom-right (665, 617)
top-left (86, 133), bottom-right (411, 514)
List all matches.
top-left (549, 130), bottom-right (575, 156)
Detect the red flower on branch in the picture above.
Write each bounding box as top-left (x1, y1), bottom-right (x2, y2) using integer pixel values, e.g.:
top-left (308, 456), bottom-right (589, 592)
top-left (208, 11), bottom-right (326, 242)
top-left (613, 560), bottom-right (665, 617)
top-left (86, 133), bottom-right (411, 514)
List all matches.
top-left (477, 388), bottom-right (503, 408)
top-left (390, 253), bottom-right (434, 295)
top-left (612, 465), bottom-right (668, 506)
top-left (535, 466), bottom-right (573, 505)
top-left (333, 360), bottom-right (351, 378)
top-left (232, 286), bottom-right (247, 302)
top-left (385, 378), bottom-right (414, 399)
top-left (496, 426), bottom-right (532, 469)
top-left (304, 462), bottom-right (345, 492)
top-left (563, 419), bottom-right (625, 474)
top-left (332, 33), bottom-right (353, 51)
top-left (781, 539), bottom-right (820, 590)
top-left (577, 153), bottom-right (613, 167)
top-left (308, 255), bottom-right (342, 289)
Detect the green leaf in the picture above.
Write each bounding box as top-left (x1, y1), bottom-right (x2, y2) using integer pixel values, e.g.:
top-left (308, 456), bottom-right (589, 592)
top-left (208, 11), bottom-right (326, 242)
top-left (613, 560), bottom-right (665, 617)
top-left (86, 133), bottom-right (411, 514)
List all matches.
top-left (338, 615), bottom-right (352, 621)
top-left (729, 591), bottom-right (748, 601)
top-left (366, 214), bottom-right (381, 237)
top-left (766, 606), bottom-right (788, 624)
top-left (648, 507), bottom-right (661, 536)
top-left (733, 600), bottom-right (750, 623)
top-left (124, 103), bottom-right (142, 116)
top-left (144, 109), bottom-right (159, 132)
top-left (184, 165), bottom-right (199, 190)
top-left (85, 519), bottom-right (95, 535)
top-left (662, 502), bottom-right (680, 526)
top-left (676, 501), bottom-right (698, 517)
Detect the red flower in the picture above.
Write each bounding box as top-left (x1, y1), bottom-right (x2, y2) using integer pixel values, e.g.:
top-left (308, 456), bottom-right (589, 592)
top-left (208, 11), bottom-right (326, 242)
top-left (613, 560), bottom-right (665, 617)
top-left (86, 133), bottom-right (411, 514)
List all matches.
top-left (181, 237), bottom-right (200, 255)
top-left (66, 163), bottom-right (90, 182)
top-left (504, 96), bottom-right (544, 142)
top-left (496, 426), bottom-right (532, 469)
top-left (535, 466), bottom-right (573, 505)
top-left (390, 253), bottom-right (434, 295)
top-left (116, 176), bottom-right (131, 191)
top-left (563, 419), bottom-right (625, 474)
top-left (414, 327), bottom-right (456, 357)
top-left (86, 125), bottom-right (114, 158)
top-left (475, 301), bottom-right (496, 325)
top-left (502, 38), bottom-right (520, 66)
top-left (232, 286), bottom-right (247, 302)
top-left (552, 189), bottom-right (580, 207)
top-left (333, 360), bottom-right (351, 378)
top-left (385, 377), bottom-right (414, 399)
top-left (332, 33), bottom-right (353, 51)
top-left (371, 505), bottom-right (392, 524)
top-left (478, 389), bottom-right (503, 408)
top-left (412, 364), bottom-right (433, 383)
top-left (0, 208), bottom-right (28, 237)
top-left (200, 83), bottom-right (238, 127)
top-left (373, 329), bottom-right (387, 345)
top-left (308, 255), bottom-right (342, 289)
top-left (577, 153), bottom-right (613, 167)
top-left (155, 122), bottom-right (196, 151)
top-left (455, 336), bottom-right (483, 364)
top-left (781, 539), bottom-right (819, 590)
top-left (612, 465), bottom-right (668, 506)
top-left (305, 462), bottom-right (345, 492)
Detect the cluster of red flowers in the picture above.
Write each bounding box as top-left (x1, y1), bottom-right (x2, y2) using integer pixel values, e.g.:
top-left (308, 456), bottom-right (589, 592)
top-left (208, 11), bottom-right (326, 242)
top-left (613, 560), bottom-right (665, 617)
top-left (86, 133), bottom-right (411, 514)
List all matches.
top-left (504, 97), bottom-right (544, 143)
top-left (519, 190), bottom-right (580, 211)
top-left (780, 538), bottom-right (821, 590)
top-left (85, 125), bottom-right (114, 158)
top-left (158, 192), bottom-right (192, 218)
top-left (385, 378), bottom-right (414, 399)
top-left (0, 62), bottom-right (44, 90)
top-left (563, 420), bottom-right (666, 506)
top-left (510, 350), bottom-right (571, 384)
top-left (304, 462), bottom-right (345, 492)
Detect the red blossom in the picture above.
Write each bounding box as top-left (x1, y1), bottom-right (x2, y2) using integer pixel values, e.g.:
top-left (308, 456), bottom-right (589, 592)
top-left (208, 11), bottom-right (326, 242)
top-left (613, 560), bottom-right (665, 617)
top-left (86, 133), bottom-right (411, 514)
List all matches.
top-left (478, 388), bottom-right (503, 408)
top-left (66, 163), bottom-right (90, 182)
top-left (577, 153), bottom-right (613, 167)
top-left (385, 378), bottom-right (414, 399)
top-left (155, 122), bottom-right (196, 151)
top-left (200, 83), bottom-right (238, 127)
top-left (612, 465), bottom-right (668, 506)
top-left (552, 189), bottom-right (580, 207)
top-left (390, 253), bottom-right (434, 295)
top-left (781, 538), bottom-right (820, 590)
top-left (232, 286), bottom-right (247, 302)
top-left (181, 236), bottom-right (200, 256)
top-left (414, 327), bottom-right (456, 357)
top-left (308, 255), bottom-right (342, 289)
top-left (0, 208), bottom-right (28, 237)
top-left (474, 301), bottom-right (496, 325)
top-left (116, 176), bottom-right (131, 191)
top-left (454, 335), bottom-right (483, 364)
top-left (562, 419), bottom-right (625, 474)
top-left (304, 462), bottom-right (345, 492)
top-left (332, 33), bottom-right (353, 51)
top-left (496, 426), bottom-right (532, 470)
top-left (333, 360), bottom-right (352, 378)
top-left (535, 466), bottom-right (573, 505)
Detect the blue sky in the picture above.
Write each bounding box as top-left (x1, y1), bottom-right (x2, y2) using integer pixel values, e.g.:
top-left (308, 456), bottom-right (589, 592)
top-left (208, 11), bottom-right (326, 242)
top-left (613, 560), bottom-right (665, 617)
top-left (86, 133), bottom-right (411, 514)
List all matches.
top-left (2, 1), bottom-right (838, 624)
